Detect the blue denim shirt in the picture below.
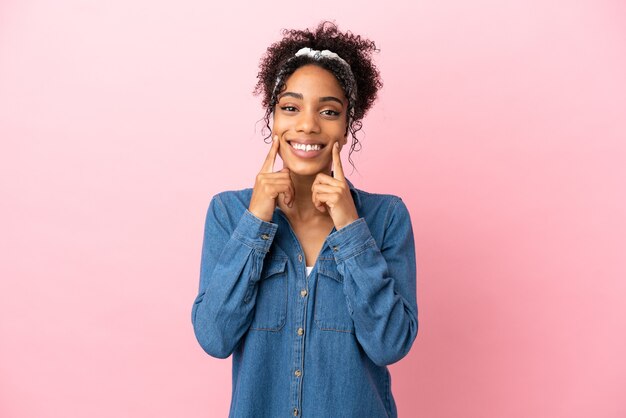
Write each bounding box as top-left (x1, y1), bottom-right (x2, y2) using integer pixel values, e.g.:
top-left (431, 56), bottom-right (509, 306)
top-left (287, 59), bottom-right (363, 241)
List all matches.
top-left (192, 177), bottom-right (418, 418)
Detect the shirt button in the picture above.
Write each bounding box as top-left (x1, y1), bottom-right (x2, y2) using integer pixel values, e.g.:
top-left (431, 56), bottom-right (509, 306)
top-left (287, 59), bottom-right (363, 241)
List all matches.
top-left (293, 408), bottom-right (299, 416)
top-left (300, 289), bottom-right (308, 298)
top-left (260, 233), bottom-right (270, 240)
top-left (294, 369), bottom-right (302, 377)
top-left (297, 327), bottom-right (304, 336)
top-left (298, 254), bottom-right (303, 262)
top-left (333, 245), bottom-right (339, 252)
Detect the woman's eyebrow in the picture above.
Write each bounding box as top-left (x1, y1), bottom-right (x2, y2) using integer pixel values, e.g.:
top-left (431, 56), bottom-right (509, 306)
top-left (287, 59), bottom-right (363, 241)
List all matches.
top-left (319, 96), bottom-right (343, 105)
top-left (278, 92), bottom-right (303, 100)
top-left (278, 92), bottom-right (343, 105)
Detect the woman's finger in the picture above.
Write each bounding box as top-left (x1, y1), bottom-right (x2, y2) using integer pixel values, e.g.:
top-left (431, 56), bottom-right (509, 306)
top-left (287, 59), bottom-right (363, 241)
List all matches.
top-left (311, 183), bottom-right (340, 195)
top-left (265, 182), bottom-right (294, 203)
top-left (313, 172), bottom-right (342, 187)
top-left (332, 142), bottom-right (345, 180)
top-left (260, 135), bottom-right (280, 173)
top-left (312, 191), bottom-right (327, 213)
top-left (267, 181), bottom-right (295, 202)
top-left (313, 192), bottom-right (337, 208)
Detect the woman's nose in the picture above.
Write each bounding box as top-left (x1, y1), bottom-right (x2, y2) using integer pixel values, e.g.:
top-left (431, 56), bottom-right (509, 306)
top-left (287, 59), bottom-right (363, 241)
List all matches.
top-left (295, 110), bottom-right (320, 134)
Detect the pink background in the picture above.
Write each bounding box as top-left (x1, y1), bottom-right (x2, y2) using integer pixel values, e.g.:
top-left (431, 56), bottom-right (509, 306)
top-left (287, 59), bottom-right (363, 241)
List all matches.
top-left (1, 0), bottom-right (625, 417)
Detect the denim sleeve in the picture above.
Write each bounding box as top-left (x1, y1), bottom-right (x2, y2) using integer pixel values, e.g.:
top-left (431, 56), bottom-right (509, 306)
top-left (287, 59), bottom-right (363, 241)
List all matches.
top-left (326, 198), bottom-right (418, 366)
top-left (191, 194), bottom-right (278, 358)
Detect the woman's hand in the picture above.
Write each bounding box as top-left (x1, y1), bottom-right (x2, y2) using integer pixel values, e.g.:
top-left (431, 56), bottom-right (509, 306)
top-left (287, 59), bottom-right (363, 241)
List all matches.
top-left (311, 142), bottom-right (359, 230)
top-left (248, 136), bottom-right (295, 222)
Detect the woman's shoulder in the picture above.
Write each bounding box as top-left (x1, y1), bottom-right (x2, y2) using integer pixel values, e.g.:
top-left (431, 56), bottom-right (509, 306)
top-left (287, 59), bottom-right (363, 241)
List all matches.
top-left (349, 185), bottom-right (411, 229)
top-left (208, 187), bottom-right (253, 211)
top-left (202, 187), bottom-right (255, 231)
top-left (351, 185), bottom-right (405, 213)
top-left (348, 185), bottom-right (413, 243)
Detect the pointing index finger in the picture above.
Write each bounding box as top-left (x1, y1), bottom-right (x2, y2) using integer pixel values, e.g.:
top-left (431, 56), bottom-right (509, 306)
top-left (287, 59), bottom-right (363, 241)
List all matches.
top-left (261, 135), bottom-right (280, 173)
top-left (332, 141), bottom-right (345, 180)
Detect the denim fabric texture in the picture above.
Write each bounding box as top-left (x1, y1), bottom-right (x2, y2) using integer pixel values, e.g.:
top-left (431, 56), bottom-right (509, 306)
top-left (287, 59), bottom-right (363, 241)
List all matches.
top-left (192, 177), bottom-right (418, 418)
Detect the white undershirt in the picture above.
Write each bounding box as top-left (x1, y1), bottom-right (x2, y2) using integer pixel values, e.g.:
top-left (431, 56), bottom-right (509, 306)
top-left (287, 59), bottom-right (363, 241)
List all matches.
top-left (306, 266), bottom-right (313, 277)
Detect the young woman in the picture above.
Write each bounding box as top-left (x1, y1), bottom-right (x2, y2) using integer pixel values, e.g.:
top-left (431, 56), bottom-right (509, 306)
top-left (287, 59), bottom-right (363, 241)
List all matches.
top-left (192, 21), bottom-right (418, 418)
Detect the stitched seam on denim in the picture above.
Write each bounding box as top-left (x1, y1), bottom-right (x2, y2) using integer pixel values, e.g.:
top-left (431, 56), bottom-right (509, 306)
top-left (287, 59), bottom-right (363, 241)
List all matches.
top-left (382, 197), bottom-right (402, 246)
top-left (318, 270), bottom-right (342, 283)
top-left (249, 325), bottom-right (285, 332)
top-left (385, 368), bottom-right (392, 415)
top-left (296, 277), bottom-right (307, 414)
top-left (214, 193), bottom-right (228, 217)
top-left (314, 275), bottom-right (354, 334)
top-left (243, 257), bottom-right (257, 303)
top-left (231, 231), bottom-right (259, 252)
top-left (231, 209), bottom-right (276, 253)
top-left (249, 317), bottom-right (287, 331)
top-left (215, 194), bottom-right (265, 251)
top-left (386, 197), bottom-right (401, 231)
top-left (314, 321), bottom-right (355, 334)
top-left (249, 258), bottom-right (287, 331)
top-left (333, 217), bottom-right (366, 237)
top-left (335, 238), bottom-right (376, 263)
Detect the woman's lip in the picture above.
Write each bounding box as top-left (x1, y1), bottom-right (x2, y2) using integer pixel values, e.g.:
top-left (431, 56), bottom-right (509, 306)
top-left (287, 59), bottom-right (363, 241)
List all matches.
top-left (287, 141), bottom-right (325, 159)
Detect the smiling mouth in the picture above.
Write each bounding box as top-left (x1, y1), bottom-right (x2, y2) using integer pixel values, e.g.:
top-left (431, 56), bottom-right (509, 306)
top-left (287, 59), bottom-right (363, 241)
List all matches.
top-left (287, 141), bottom-right (326, 152)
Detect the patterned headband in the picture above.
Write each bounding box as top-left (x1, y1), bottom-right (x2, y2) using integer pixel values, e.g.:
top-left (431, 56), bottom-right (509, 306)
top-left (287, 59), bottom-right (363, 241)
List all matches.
top-left (271, 47), bottom-right (357, 120)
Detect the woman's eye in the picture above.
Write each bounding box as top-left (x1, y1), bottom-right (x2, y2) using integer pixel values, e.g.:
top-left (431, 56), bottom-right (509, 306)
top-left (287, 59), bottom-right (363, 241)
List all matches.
top-left (321, 110), bottom-right (340, 116)
top-left (280, 106), bottom-right (297, 112)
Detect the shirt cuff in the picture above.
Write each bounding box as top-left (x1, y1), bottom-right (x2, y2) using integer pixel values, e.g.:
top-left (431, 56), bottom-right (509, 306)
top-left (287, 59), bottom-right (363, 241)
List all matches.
top-left (232, 209), bottom-right (278, 253)
top-left (327, 218), bottom-right (376, 263)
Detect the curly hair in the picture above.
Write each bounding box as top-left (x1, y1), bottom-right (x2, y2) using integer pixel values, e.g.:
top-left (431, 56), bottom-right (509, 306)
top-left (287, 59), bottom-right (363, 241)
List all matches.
top-left (253, 21), bottom-right (383, 169)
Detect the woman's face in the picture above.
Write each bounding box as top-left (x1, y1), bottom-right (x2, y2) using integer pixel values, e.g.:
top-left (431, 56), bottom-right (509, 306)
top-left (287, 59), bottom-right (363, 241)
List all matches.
top-left (272, 64), bottom-right (348, 176)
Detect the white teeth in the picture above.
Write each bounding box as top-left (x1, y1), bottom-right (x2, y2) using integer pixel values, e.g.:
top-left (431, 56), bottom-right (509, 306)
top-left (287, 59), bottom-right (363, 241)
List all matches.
top-left (291, 142), bottom-right (321, 151)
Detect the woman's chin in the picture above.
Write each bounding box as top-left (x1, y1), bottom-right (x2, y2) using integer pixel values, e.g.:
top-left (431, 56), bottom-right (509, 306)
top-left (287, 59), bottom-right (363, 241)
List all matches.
top-left (284, 161), bottom-right (329, 177)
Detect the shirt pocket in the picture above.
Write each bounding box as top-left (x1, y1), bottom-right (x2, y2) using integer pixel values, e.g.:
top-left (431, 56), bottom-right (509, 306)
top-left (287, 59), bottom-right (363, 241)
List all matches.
top-left (314, 259), bottom-right (355, 334)
top-left (250, 256), bottom-right (288, 331)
